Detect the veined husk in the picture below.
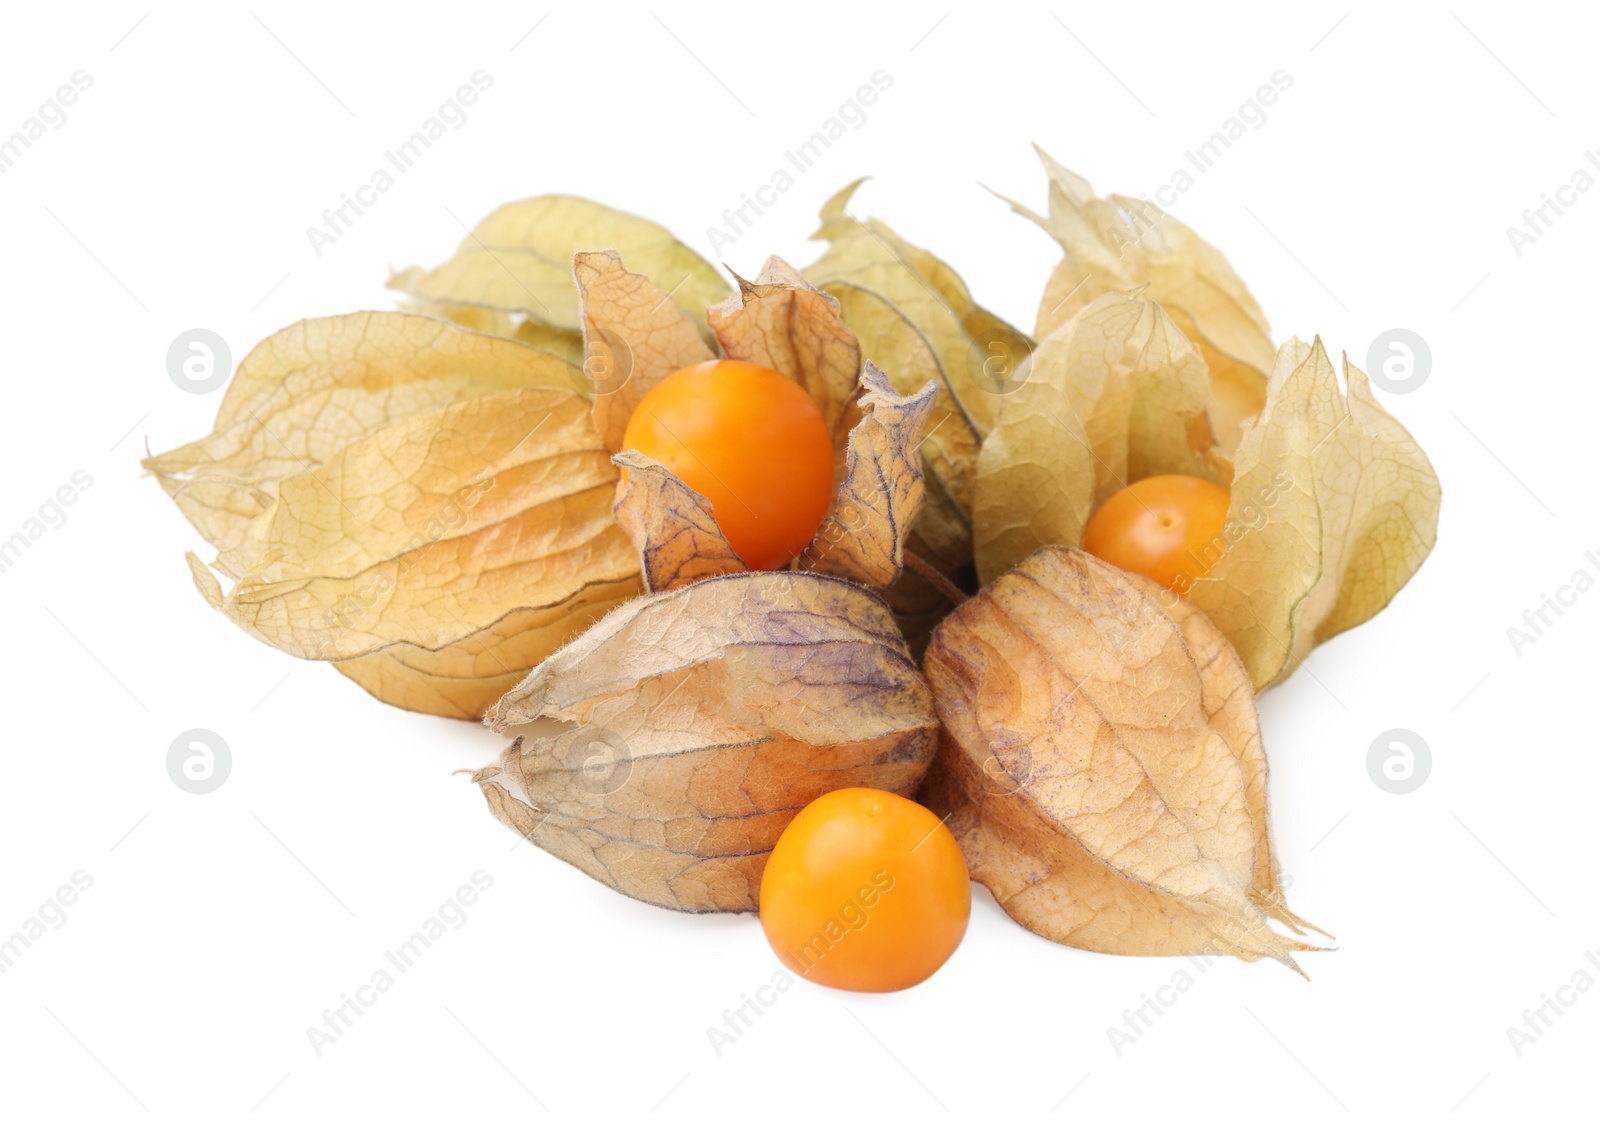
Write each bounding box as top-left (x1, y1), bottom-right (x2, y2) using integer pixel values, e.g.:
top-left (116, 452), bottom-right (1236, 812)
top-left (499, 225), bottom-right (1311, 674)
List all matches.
top-left (144, 312), bottom-right (589, 577)
top-left (921, 545), bottom-right (1321, 967)
top-left (974, 289), bottom-right (1230, 587)
top-left (388, 194), bottom-right (729, 351)
top-left (975, 289), bottom-right (1440, 689)
top-left (147, 312), bottom-right (641, 718)
top-left (1186, 337), bottom-right (1441, 687)
top-left (803, 179), bottom-right (1035, 588)
top-left (478, 365), bottom-right (941, 912)
top-left (995, 148), bottom-right (1275, 450)
top-left (479, 572), bottom-right (939, 913)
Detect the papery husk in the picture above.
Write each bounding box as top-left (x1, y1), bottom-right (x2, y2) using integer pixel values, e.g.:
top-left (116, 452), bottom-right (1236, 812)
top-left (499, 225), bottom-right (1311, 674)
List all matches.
top-left (609, 450), bottom-right (749, 592)
top-left (1188, 338), bottom-right (1441, 688)
top-left (806, 180), bottom-right (1034, 437)
top-left (1152, 583), bottom-right (1323, 936)
top-left (479, 571), bottom-right (939, 912)
top-left (823, 277), bottom-right (978, 653)
top-left (803, 180), bottom-right (1033, 580)
top-left (793, 362), bottom-right (937, 589)
top-left (824, 283), bottom-right (977, 570)
top-left (144, 312), bottom-right (591, 578)
top-left (996, 148), bottom-right (1274, 450)
top-left (189, 388), bottom-right (627, 658)
top-left (974, 297), bottom-right (1439, 689)
top-left (707, 257), bottom-right (863, 450)
top-left (974, 290), bottom-right (1229, 586)
top-left (388, 195), bottom-right (729, 346)
top-left (574, 249), bottom-right (716, 452)
top-left (150, 312), bottom-right (642, 717)
top-left (921, 545), bottom-right (1320, 967)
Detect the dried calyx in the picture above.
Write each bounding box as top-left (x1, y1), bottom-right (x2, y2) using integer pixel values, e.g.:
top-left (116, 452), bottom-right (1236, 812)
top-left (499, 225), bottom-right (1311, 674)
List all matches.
top-left (922, 545), bottom-right (1325, 969)
top-left (802, 181), bottom-right (1036, 646)
top-left (477, 571), bottom-right (938, 912)
top-left (979, 151), bottom-right (1440, 689)
top-left (146, 313), bottom-right (639, 718)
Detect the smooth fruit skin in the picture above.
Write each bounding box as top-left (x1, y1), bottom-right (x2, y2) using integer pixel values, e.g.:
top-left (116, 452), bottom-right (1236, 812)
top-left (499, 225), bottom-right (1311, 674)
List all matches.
top-left (621, 360), bottom-right (835, 570)
top-left (759, 788), bottom-right (970, 993)
top-left (1082, 473), bottom-right (1232, 595)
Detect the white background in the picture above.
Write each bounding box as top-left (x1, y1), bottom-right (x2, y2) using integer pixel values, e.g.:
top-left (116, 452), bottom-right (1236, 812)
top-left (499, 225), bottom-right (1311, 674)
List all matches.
top-left (1, 2), bottom-right (1593, 1120)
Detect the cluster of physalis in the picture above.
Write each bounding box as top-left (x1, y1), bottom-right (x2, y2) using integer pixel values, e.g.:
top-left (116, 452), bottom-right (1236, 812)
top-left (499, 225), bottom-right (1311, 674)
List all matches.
top-left (149, 149), bottom-right (1437, 990)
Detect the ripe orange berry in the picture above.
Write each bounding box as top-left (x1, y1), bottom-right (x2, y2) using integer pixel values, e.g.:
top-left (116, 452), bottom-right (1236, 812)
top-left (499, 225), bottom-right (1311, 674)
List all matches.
top-left (759, 788), bottom-right (970, 993)
top-left (622, 360), bottom-right (835, 570)
top-left (1082, 473), bottom-right (1231, 595)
